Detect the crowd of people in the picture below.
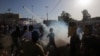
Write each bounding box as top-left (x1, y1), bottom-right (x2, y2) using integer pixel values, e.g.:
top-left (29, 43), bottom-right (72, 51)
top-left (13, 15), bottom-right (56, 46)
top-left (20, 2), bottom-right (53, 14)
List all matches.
top-left (0, 22), bottom-right (100, 56)
top-left (0, 24), bottom-right (45, 56)
top-left (69, 22), bottom-right (100, 56)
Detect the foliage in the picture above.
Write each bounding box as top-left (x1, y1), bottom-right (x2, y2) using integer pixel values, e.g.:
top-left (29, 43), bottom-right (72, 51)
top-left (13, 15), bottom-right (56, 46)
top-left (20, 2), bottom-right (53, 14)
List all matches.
top-left (58, 11), bottom-right (75, 23)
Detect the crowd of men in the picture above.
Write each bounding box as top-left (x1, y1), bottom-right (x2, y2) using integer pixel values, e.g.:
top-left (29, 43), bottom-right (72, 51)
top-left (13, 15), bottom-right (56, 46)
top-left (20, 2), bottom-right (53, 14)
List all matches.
top-left (0, 22), bottom-right (100, 56)
top-left (69, 22), bottom-right (100, 56)
top-left (0, 24), bottom-right (46, 56)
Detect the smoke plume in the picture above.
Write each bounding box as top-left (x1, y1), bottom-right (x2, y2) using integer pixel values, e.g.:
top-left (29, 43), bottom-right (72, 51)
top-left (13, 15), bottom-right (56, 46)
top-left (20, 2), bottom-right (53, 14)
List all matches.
top-left (41, 21), bottom-right (70, 48)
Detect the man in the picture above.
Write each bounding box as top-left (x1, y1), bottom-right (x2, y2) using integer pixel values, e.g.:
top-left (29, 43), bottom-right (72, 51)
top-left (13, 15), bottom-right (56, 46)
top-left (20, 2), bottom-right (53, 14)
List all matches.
top-left (46, 28), bottom-right (56, 56)
top-left (82, 9), bottom-right (91, 21)
top-left (20, 31), bottom-right (45, 56)
top-left (22, 25), bottom-right (33, 41)
top-left (47, 28), bottom-right (56, 49)
top-left (11, 26), bottom-right (21, 56)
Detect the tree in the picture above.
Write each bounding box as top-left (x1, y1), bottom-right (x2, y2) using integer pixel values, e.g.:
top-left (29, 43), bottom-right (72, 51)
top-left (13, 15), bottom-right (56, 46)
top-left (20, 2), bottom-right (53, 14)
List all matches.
top-left (58, 11), bottom-right (74, 23)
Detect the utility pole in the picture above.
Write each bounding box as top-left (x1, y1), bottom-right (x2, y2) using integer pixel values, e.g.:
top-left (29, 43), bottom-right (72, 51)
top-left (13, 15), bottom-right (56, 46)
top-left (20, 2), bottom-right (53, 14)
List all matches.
top-left (45, 6), bottom-right (48, 21)
top-left (32, 5), bottom-right (33, 19)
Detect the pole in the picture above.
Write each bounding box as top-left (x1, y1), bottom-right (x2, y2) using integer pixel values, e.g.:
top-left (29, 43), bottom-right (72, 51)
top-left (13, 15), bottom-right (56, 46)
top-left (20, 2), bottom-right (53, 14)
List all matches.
top-left (32, 5), bottom-right (33, 19)
top-left (45, 6), bottom-right (48, 21)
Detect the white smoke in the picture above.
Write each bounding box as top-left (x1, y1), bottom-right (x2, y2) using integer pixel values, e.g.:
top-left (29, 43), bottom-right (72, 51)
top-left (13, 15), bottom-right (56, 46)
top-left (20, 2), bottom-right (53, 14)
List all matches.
top-left (40, 21), bottom-right (70, 48)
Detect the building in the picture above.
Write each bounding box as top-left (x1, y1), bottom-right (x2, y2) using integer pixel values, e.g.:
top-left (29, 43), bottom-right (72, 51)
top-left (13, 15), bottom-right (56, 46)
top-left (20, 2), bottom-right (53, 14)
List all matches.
top-left (0, 13), bottom-right (19, 25)
top-left (18, 18), bottom-right (36, 26)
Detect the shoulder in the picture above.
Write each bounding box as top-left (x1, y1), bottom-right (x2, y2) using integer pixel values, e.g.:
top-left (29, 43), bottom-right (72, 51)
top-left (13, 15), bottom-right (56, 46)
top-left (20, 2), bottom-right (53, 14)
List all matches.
top-left (36, 43), bottom-right (44, 52)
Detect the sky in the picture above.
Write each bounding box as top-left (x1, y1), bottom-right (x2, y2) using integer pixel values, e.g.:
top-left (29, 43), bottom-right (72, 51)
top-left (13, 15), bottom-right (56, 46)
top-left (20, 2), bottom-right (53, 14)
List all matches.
top-left (0, 0), bottom-right (100, 20)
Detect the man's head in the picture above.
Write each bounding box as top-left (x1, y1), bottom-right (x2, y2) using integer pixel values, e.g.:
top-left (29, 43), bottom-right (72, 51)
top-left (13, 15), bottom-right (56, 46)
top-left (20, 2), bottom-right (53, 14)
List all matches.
top-left (50, 28), bottom-right (53, 32)
top-left (32, 31), bottom-right (40, 43)
top-left (82, 9), bottom-right (88, 14)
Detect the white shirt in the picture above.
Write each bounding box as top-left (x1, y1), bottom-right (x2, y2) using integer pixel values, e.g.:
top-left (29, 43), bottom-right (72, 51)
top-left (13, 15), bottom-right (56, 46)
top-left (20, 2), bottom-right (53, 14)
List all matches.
top-left (22, 31), bottom-right (32, 41)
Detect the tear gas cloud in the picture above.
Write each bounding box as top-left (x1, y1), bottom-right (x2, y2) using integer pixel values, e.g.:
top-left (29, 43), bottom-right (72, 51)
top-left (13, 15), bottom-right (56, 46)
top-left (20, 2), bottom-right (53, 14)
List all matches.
top-left (41, 21), bottom-right (70, 48)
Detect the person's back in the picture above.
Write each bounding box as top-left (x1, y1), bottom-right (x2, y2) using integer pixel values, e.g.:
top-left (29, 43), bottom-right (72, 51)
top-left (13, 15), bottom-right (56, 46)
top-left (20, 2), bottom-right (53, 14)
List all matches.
top-left (20, 41), bottom-right (44, 56)
top-left (48, 32), bottom-right (55, 44)
top-left (11, 26), bottom-right (21, 38)
top-left (20, 31), bottom-right (45, 56)
top-left (47, 28), bottom-right (56, 54)
top-left (70, 32), bottom-right (81, 56)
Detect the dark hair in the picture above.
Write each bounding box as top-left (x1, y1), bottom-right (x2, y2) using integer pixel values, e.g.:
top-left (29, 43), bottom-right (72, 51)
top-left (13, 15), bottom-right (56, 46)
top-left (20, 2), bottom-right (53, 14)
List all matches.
top-left (23, 25), bottom-right (27, 31)
top-left (32, 31), bottom-right (40, 43)
top-left (16, 26), bottom-right (20, 31)
top-left (29, 25), bottom-right (34, 31)
top-left (50, 28), bottom-right (53, 31)
top-left (69, 22), bottom-right (76, 27)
